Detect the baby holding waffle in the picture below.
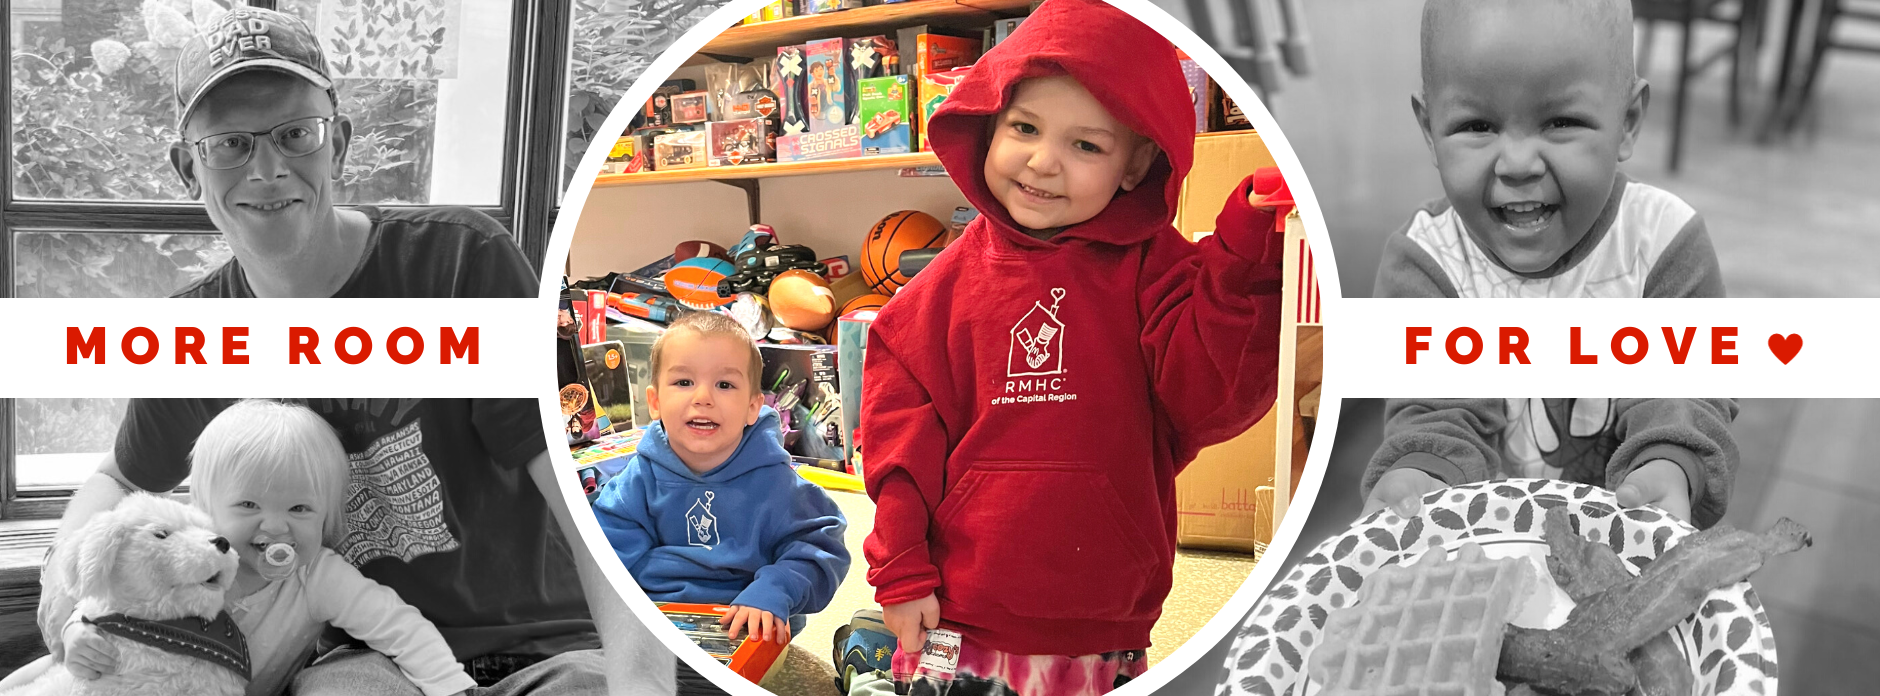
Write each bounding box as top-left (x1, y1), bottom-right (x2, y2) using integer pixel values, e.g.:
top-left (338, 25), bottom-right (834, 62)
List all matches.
top-left (47, 400), bottom-right (473, 696)
top-left (1365, 0), bottom-right (1737, 529)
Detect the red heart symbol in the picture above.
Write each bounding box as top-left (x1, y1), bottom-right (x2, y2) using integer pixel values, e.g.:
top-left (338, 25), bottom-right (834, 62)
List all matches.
top-left (1768, 334), bottom-right (1803, 364)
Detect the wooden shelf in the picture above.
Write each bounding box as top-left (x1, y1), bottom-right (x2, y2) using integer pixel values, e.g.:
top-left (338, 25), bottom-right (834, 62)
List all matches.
top-left (594, 152), bottom-right (941, 186)
top-left (691, 0), bottom-right (1033, 62)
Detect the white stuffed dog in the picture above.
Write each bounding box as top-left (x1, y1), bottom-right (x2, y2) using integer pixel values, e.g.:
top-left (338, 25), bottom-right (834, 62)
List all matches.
top-left (1, 493), bottom-right (247, 696)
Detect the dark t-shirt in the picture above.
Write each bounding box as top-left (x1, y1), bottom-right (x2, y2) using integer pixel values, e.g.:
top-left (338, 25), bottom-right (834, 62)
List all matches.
top-left (171, 205), bottom-right (537, 298)
top-left (132, 207), bottom-right (588, 658)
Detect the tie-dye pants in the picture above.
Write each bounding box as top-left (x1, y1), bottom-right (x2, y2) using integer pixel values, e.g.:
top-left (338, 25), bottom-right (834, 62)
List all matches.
top-left (852, 632), bottom-right (1147, 696)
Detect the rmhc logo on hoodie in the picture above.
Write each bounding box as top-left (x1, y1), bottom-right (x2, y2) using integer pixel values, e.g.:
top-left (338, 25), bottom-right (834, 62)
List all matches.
top-left (1007, 288), bottom-right (1067, 378)
top-left (685, 491), bottom-right (720, 549)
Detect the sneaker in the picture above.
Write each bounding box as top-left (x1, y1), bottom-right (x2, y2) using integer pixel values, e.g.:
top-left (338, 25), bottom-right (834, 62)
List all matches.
top-left (833, 609), bottom-right (894, 694)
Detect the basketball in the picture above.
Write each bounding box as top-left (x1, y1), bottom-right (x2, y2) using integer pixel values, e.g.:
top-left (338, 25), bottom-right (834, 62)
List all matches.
top-left (838, 293), bottom-right (890, 318)
top-left (768, 269), bottom-right (838, 331)
top-left (860, 210), bottom-right (946, 295)
top-left (674, 240), bottom-right (729, 262)
top-left (664, 257), bottom-right (735, 309)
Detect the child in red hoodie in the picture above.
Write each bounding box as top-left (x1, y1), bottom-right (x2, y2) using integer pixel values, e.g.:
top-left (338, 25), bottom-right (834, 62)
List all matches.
top-left (848, 0), bottom-right (1290, 693)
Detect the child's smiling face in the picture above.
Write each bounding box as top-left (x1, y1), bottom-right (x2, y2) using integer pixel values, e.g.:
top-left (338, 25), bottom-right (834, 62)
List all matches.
top-left (1414, 0), bottom-right (1646, 274)
top-left (209, 478), bottom-right (326, 579)
top-left (647, 328), bottom-right (764, 475)
top-left (983, 75), bottom-right (1159, 238)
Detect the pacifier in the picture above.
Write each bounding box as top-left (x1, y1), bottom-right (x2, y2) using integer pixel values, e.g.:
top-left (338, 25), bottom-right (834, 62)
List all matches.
top-left (254, 538), bottom-right (298, 581)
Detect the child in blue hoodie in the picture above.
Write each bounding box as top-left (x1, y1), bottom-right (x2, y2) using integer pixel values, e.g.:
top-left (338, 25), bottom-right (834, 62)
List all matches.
top-left (592, 311), bottom-right (850, 647)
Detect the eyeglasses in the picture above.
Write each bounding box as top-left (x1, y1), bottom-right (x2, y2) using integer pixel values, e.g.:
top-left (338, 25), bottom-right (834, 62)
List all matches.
top-left (185, 116), bottom-right (333, 171)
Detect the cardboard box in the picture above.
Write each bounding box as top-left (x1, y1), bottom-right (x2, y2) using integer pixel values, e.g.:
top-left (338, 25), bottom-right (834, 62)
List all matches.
top-left (992, 16), bottom-right (1026, 46)
top-left (777, 128), bottom-right (862, 162)
top-left (857, 75), bottom-right (916, 155)
top-left (919, 67), bottom-right (971, 151)
top-left (844, 36), bottom-right (897, 124)
top-left (800, 0), bottom-right (861, 14)
top-left (604, 317), bottom-right (664, 429)
top-left (775, 45), bottom-right (810, 135)
top-left (895, 25), bottom-right (980, 78)
top-left (804, 38), bottom-right (848, 133)
top-left (913, 33), bottom-right (979, 76)
top-left (708, 118), bottom-right (775, 166)
top-left (653, 131), bottom-right (709, 170)
top-left (1175, 131), bottom-right (1275, 236)
top-left (760, 344), bottom-right (844, 461)
top-left (1175, 408), bottom-right (1275, 552)
top-left (581, 341), bottom-right (636, 433)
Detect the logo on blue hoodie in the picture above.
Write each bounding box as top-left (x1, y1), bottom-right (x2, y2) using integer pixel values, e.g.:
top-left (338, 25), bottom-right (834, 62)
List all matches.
top-left (686, 490), bottom-right (721, 549)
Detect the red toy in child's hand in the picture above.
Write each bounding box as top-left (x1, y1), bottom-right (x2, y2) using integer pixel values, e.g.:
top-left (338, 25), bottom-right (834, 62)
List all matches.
top-left (1250, 166), bottom-right (1293, 220)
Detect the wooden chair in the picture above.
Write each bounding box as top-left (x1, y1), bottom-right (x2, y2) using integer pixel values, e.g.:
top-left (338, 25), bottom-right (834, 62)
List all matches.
top-left (1633, 0), bottom-right (1769, 172)
top-left (1769, 0), bottom-right (1880, 133)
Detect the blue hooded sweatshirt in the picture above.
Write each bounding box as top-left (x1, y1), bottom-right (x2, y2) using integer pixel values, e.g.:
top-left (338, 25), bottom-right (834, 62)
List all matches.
top-left (592, 407), bottom-right (850, 624)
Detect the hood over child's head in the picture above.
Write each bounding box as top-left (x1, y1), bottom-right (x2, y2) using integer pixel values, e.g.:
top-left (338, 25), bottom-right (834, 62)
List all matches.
top-left (927, 0), bottom-right (1197, 245)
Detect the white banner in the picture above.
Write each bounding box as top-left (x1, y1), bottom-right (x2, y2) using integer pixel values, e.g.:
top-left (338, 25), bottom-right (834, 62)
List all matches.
top-left (1321, 299), bottom-right (1842, 397)
top-left (0, 299), bottom-right (546, 398)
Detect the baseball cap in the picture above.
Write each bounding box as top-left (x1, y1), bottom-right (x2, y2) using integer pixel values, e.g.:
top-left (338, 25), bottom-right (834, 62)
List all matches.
top-left (173, 7), bottom-right (334, 132)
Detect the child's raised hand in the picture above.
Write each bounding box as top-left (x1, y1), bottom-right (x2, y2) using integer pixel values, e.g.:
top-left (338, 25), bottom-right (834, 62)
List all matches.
top-left (1362, 468), bottom-right (1444, 519)
top-left (1616, 459), bottom-right (1693, 523)
top-left (721, 605), bottom-right (789, 645)
top-left (61, 620), bottom-right (117, 680)
top-left (883, 594), bottom-right (941, 653)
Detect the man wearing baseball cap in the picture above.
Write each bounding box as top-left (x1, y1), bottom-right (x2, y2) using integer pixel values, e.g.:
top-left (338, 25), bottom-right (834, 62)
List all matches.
top-left (33, 8), bottom-right (672, 696)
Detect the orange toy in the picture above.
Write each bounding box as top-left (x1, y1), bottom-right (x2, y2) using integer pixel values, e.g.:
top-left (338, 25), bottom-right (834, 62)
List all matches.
top-left (768, 269), bottom-right (838, 331)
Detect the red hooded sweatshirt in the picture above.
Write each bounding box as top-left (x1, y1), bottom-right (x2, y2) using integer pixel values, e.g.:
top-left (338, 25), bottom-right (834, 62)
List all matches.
top-left (860, 0), bottom-right (1286, 656)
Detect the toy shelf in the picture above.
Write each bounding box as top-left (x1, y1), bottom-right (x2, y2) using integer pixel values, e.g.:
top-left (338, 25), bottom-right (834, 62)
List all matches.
top-left (593, 152), bottom-right (939, 187)
top-left (690, 0), bottom-right (1035, 63)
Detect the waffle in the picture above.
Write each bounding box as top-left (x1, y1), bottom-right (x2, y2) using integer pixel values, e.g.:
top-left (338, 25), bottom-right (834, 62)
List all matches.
top-left (1307, 543), bottom-right (1534, 696)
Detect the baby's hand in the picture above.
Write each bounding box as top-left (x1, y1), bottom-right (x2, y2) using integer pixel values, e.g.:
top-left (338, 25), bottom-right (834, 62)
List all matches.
top-left (720, 605), bottom-right (788, 645)
top-left (883, 594), bottom-right (941, 653)
top-left (61, 620), bottom-right (117, 680)
top-left (1362, 468), bottom-right (1444, 519)
top-left (1616, 459), bottom-right (1693, 523)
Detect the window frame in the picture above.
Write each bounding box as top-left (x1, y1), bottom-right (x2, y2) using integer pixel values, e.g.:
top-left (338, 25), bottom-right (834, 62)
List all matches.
top-left (0, 0), bottom-right (573, 519)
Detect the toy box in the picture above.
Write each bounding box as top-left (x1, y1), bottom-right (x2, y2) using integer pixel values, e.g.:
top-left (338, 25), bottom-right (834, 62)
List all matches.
top-left (895, 26), bottom-right (980, 78)
top-left (1179, 57), bottom-right (1210, 133)
top-left (603, 317), bottom-right (662, 428)
top-left (993, 16), bottom-right (1026, 46)
top-left (581, 341), bottom-right (636, 434)
top-left (844, 36), bottom-right (897, 124)
top-left (857, 75), bottom-right (916, 155)
top-left (559, 280), bottom-right (606, 446)
top-left (760, 344), bottom-right (843, 461)
top-left (774, 45), bottom-right (810, 135)
top-left (799, 0), bottom-right (861, 14)
top-left (658, 604), bottom-right (787, 684)
top-left (642, 79), bottom-right (697, 128)
top-left (919, 67), bottom-right (971, 151)
top-left (836, 310), bottom-right (878, 473)
top-left (1211, 81), bottom-right (1251, 131)
top-left (708, 118), bottom-right (775, 166)
top-left (653, 131), bottom-right (709, 170)
top-left (673, 91), bottom-right (710, 124)
top-left (602, 135), bottom-right (643, 174)
top-left (776, 128), bottom-right (862, 162)
top-left (804, 39), bottom-right (848, 133)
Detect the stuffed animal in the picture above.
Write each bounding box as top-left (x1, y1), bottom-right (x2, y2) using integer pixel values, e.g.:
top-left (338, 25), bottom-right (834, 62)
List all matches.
top-left (2, 493), bottom-right (247, 696)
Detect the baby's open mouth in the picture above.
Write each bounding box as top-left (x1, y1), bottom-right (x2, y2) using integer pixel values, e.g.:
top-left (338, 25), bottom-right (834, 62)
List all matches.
top-left (1016, 182), bottom-right (1061, 200)
top-left (1494, 201), bottom-right (1557, 230)
top-left (685, 418), bottom-right (720, 433)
